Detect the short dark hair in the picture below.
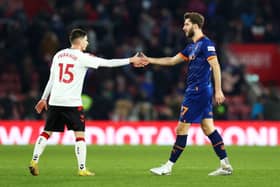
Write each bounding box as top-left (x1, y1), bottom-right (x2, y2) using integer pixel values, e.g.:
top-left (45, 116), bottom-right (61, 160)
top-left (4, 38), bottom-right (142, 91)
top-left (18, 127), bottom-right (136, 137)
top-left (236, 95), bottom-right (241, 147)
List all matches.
top-left (184, 12), bottom-right (205, 28)
top-left (69, 28), bottom-right (87, 43)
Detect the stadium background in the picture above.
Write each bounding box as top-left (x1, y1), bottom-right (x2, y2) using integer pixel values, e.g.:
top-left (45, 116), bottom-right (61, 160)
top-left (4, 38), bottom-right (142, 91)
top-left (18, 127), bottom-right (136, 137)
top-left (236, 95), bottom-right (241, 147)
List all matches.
top-left (0, 0), bottom-right (280, 143)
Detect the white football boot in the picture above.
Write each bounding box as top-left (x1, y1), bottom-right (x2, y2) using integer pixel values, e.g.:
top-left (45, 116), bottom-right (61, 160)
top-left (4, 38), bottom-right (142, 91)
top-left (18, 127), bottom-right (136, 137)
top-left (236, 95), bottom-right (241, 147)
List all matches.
top-left (150, 164), bottom-right (172, 175)
top-left (208, 162), bottom-right (233, 176)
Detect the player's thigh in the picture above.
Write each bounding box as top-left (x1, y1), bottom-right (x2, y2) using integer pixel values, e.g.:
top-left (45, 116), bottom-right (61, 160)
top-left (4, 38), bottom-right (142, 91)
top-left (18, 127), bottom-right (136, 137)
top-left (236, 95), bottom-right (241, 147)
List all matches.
top-left (64, 107), bottom-right (85, 132)
top-left (200, 118), bottom-right (215, 135)
top-left (179, 90), bottom-right (211, 123)
top-left (179, 99), bottom-right (203, 123)
top-left (176, 121), bottom-right (191, 135)
top-left (44, 106), bottom-right (65, 132)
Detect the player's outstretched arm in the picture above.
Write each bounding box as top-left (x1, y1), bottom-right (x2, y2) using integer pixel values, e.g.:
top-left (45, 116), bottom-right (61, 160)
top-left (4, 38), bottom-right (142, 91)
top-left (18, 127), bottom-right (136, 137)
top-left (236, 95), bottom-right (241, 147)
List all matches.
top-left (140, 52), bottom-right (184, 66)
top-left (85, 53), bottom-right (148, 68)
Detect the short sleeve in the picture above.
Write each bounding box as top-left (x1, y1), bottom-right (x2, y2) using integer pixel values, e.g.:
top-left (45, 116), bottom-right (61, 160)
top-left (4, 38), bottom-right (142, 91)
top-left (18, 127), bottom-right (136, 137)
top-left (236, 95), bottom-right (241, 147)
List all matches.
top-left (204, 41), bottom-right (217, 61)
top-left (179, 46), bottom-right (190, 62)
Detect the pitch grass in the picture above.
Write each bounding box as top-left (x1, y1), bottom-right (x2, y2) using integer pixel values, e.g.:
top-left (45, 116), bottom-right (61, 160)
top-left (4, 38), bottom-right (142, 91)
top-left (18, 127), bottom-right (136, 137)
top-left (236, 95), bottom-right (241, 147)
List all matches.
top-left (0, 145), bottom-right (279, 187)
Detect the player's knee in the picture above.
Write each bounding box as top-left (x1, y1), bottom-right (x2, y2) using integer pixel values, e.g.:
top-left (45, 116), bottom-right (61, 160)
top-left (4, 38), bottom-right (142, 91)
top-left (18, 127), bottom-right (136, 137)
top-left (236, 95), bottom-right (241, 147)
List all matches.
top-left (74, 131), bottom-right (85, 138)
top-left (175, 125), bottom-right (189, 135)
top-left (175, 127), bottom-right (181, 135)
top-left (201, 125), bottom-right (207, 134)
top-left (201, 125), bottom-right (214, 135)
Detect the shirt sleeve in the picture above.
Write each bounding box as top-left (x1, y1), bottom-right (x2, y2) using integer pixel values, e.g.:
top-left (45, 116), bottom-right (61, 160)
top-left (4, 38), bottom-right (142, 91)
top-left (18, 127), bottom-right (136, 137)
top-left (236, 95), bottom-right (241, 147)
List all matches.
top-left (79, 53), bottom-right (101, 69)
top-left (41, 63), bottom-right (55, 100)
top-left (204, 41), bottom-right (217, 61)
top-left (179, 46), bottom-right (190, 62)
top-left (80, 53), bottom-right (130, 68)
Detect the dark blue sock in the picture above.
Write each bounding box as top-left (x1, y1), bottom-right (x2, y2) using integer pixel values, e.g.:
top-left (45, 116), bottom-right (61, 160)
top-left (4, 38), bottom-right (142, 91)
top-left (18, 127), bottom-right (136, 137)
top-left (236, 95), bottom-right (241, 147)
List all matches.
top-left (208, 130), bottom-right (227, 160)
top-left (169, 135), bottom-right (187, 163)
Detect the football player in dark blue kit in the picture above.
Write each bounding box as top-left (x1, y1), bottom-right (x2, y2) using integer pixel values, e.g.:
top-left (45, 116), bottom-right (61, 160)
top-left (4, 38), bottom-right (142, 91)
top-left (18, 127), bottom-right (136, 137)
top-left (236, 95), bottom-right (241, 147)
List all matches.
top-left (143, 12), bottom-right (233, 176)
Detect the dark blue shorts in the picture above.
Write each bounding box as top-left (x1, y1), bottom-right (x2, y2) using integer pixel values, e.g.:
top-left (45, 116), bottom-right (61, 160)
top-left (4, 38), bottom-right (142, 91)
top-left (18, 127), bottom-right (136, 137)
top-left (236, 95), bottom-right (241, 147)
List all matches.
top-left (179, 86), bottom-right (213, 123)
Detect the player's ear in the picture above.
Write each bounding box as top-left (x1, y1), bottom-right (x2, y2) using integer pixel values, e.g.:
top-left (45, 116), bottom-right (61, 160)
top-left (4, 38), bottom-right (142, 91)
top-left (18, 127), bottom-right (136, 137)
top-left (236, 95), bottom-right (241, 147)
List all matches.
top-left (193, 23), bottom-right (199, 30)
top-left (76, 38), bottom-right (82, 45)
top-left (72, 38), bottom-right (81, 45)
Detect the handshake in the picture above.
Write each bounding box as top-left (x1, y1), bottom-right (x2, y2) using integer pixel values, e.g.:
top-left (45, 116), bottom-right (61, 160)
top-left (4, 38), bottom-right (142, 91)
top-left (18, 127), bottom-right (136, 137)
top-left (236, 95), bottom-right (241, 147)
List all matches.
top-left (129, 52), bottom-right (149, 68)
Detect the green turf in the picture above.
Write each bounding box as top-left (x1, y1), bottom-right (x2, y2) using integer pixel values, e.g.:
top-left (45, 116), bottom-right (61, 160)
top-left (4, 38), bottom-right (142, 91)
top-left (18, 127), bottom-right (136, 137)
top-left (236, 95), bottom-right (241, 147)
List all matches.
top-left (0, 145), bottom-right (279, 187)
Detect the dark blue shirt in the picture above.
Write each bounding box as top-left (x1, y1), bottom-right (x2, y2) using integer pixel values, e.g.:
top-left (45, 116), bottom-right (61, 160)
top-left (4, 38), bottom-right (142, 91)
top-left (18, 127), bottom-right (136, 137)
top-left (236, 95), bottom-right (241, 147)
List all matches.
top-left (179, 36), bottom-right (217, 92)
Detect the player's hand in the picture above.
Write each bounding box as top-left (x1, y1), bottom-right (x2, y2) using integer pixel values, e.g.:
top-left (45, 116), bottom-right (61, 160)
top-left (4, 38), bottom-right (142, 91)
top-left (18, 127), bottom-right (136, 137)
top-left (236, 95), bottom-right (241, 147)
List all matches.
top-left (129, 53), bottom-right (149, 67)
top-left (35, 99), bottom-right (48, 114)
top-left (215, 90), bottom-right (225, 105)
top-left (139, 52), bottom-right (149, 61)
top-left (139, 52), bottom-right (154, 65)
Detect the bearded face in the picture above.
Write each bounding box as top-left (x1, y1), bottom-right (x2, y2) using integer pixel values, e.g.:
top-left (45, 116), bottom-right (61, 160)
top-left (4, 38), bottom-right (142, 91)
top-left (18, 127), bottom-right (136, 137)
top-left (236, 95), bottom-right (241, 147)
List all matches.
top-left (183, 19), bottom-right (195, 39)
top-left (185, 26), bottom-right (195, 38)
